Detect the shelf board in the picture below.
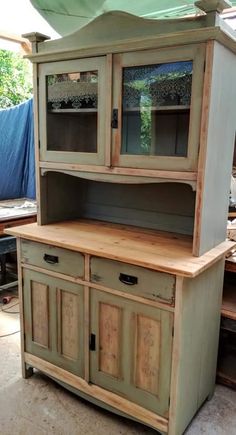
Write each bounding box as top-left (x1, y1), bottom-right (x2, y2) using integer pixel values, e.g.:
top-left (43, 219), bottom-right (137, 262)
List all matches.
top-left (123, 105), bottom-right (190, 112)
top-left (222, 283), bottom-right (236, 320)
top-left (48, 108), bottom-right (97, 113)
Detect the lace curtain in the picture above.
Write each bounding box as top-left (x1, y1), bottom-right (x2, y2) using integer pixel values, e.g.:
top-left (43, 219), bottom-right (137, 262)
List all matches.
top-left (123, 61), bottom-right (193, 108)
top-left (47, 72), bottom-right (98, 110)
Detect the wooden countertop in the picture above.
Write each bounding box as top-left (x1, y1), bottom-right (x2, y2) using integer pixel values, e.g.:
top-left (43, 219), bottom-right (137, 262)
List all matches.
top-left (5, 219), bottom-right (235, 278)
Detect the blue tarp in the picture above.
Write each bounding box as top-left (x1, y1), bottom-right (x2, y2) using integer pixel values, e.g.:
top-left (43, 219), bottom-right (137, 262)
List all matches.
top-left (0, 99), bottom-right (35, 200)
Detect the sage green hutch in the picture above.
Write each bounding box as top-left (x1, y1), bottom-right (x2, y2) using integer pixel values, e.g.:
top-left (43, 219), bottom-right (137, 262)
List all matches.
top-left (7, 1), bottom-right (236, 433)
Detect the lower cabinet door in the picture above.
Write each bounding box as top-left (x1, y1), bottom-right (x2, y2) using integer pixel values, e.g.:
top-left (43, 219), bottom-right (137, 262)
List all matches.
top-left (90, 289), bottom-right (173, 417)
top-left (23, 269), bottom-right (84, 377)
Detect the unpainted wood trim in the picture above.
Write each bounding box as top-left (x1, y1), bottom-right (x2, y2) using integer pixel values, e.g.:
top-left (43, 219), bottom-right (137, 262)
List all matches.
top-left (39, 162), bottom-right (197, 181)
top-left (168, 276), bottom-right (184, 435)
top-left (105, 54), bottom-right (112, 167)
top-left (16, 240), bottom-right (28, 378)
top-left (0, 31), bottom-right (31, 54)
top-left (192, 41), bottom-right (214, 256)
top-left (112, 53), bottom-right (122, 167)
top-left (24, 352), bottom-right (168, 433)
top-left (56, 288), bottom-right (63, 356)
top-left (84, 254), bottom-right (90, 281)
top-left (21, 263), bottom-right (175, 312)
top-left (33, 63), bottom-right (40, 224)
top-left (84, 285), bottom-right (90, 382)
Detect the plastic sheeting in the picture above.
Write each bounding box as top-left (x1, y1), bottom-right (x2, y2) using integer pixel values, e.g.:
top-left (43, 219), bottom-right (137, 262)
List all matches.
top-left (30, 0), bottom-right (236, 37)
top-left (0, 99), bottom-right (35, 200)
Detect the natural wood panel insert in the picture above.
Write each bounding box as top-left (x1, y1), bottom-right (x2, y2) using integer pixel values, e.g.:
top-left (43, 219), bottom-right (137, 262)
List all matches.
top-left (58, 289), bottom-right (80, 360)
top-left (6, 220), bottom-right (235, 277)
top-left (99, 303), bottom-right (122, 378)
top-left (134, 314), bottom-right (160, 395)
top-left (31, 281), bottom-right (49, 348)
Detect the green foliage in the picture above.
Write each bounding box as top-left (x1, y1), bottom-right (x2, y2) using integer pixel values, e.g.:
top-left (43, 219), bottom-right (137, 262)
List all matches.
top-left (0, 50), bottom-right (32, 108)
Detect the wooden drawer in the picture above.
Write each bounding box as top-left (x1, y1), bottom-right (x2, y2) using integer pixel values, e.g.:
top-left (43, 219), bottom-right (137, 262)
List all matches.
top-left (90, 257), bottom-right (175, 304)
top-left (21, 240), bottom-right (84, 279)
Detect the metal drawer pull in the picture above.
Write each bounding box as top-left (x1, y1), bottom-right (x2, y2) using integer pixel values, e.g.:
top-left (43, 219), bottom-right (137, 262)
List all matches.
top-left (43, 254), bottom-right (59, 264)
top-left (119, 273), bottom-right (138, 285)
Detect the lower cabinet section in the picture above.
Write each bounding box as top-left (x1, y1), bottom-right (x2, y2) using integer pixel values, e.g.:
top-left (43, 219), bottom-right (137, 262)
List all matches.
top-left (90, 289), bottom-right (174, 417)
top-left (22, 268), bottom-right (173, 418)
top-left (23, 269), bottom-right (84, 377)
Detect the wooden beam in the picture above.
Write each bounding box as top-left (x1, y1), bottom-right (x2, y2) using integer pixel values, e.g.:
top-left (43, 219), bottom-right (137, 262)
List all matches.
top-left (0, 30), bottom-right (31, 54)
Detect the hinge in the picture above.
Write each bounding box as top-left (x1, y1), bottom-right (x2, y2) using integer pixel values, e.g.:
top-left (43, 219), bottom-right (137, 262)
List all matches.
top-left (37, 76), bottom-right (39, 87)
top-left (172, 326), bottom-right (174, 337)
top-left (203, 61), bottom-right (206, 73)
top-left (38, 140), bottom-right (41, 149)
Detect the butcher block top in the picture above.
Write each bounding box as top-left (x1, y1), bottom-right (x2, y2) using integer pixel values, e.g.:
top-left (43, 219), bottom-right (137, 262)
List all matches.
top-left (6, 219), bottom-right (235, 278)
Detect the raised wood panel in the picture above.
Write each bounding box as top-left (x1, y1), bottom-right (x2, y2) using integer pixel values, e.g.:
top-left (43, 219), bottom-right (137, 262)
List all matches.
top-left (134, 314), bottom-right (160, 395)
top-left (31, 281), bottom-right (49, 348)
top-left (99, 302), bottom-right (122, 378)
top-left (58, 289), bottom-right (80, 360)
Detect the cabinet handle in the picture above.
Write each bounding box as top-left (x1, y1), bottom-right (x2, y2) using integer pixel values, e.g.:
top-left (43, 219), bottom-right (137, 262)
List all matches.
top-left (43, 254), bottom-right (59, 264)
top-left (111, 109), bottom-right (118, 129)
top-left (119, 273), bottom-right (138, 286)
top-left (90, 333), bottom-right (96, 351)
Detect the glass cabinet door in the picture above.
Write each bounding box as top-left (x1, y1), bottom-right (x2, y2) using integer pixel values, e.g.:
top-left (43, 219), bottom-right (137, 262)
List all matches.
top-left (112, 45), bottom-right (205, 171)
top-left (39, 57), bottom-right (107, 165)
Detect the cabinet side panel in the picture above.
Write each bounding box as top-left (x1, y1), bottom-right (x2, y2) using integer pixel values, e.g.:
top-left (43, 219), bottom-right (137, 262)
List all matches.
top-left (169, 259), bottom-right (224, 435)
top-left (193, 41), bottom-right (236, 255)
top-left (40, 172), bottom-right (85, 224)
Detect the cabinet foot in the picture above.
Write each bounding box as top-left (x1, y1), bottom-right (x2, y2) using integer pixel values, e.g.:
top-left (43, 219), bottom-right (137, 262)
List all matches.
top-left (23, 363), bottom-right (34, 379)
top-left (207, 390), bottom-right (215, 401)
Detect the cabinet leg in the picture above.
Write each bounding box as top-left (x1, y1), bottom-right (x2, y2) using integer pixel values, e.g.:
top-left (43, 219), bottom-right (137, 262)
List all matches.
top-left (22, 363), bottom-right (33, 379)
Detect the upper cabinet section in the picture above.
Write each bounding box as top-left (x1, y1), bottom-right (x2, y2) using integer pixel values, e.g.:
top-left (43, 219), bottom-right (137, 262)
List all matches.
top-left (112, 45), bottom-right (205, 171)
top-left (39, 57), bottom-right (107, 164)
top-left (27, 7), bottom-right (235, 178)
top-left (38, 45), bottom-right (204, 172)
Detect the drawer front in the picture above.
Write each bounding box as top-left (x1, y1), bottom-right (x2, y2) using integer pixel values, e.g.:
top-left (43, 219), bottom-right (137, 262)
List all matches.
top-left (90, 257), bottom-right (175, 304)
top-left (21, 240), bottom-right (84, 278)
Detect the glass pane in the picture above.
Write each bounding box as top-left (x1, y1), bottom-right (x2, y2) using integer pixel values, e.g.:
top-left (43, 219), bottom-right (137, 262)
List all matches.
top-left (121, 61), bottom-right (192, 157)
top-left (46, 71), bottom-right (98, 153)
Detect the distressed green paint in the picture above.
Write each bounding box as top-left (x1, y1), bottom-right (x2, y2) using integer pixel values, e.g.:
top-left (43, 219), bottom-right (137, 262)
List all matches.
top-left (90, 288), bottom-right (173, 416)
top-left (91, 257), bottom-right (175, 304)
top-left (23, 269), bottom-right (84, 377)
top-left (21, 240), bottom-right (84, 278)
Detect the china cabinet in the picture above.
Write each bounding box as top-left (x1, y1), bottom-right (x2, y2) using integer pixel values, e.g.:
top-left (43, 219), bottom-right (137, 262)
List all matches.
top-left (6, 1), bottom-right (236, 434)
